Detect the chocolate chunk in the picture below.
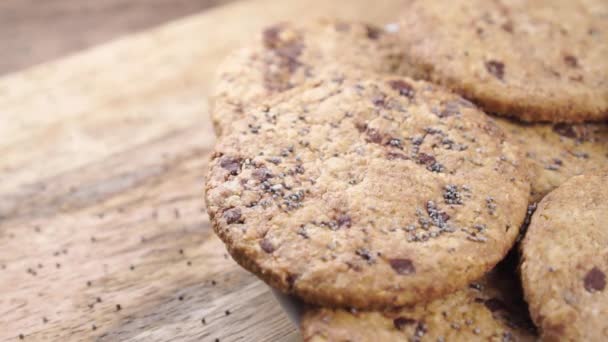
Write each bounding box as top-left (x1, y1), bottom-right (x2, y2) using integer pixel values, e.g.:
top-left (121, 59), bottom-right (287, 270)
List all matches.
top-left (484, 298), bottom-right (507, 312)
top-left (389, 258), bottom-right (415, 275)
top-left (223, 208), bottom-right (243, 224)
top-left (259, 239), bottom-right (276, 253)
top-left (337, 214), bottom-right (352, 228)
top-left (388, 80), bottom-right (415, 98)
top-left (220, 156), bottom-right (241, 175)
top-left (485, 60), bottom-right (505, 80)
top-left (584, 267), bottom-right (606, 292)
top-left (564, 55), bottom-right (579, 68)
top-left (393, 317), bottom-right (416, 330)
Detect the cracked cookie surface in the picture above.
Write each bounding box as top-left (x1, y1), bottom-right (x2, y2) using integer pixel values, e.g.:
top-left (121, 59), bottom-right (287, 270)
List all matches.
top-left (521, 171), bottom-right (608, 341)
top-left (211, 19), bottom-right (405, 137)
top-left (205, 73), bottom-right (530, 308)
top-left (398, 0), bottom-right (608, 123)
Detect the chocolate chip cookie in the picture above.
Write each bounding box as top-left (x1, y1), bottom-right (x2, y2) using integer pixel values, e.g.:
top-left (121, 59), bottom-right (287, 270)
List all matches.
top-left (521, 171), bottom-right (608, 341)
top-left (301, 268), bottom-right (537, 342)
top-left (211, 19), bottom-right (405, 137)
top-left (495, 118), bottom-right (608, 201)
top-left (399, 0), bottom-right (608, 123)
top-left (205, 73), bottom-right (530, 309)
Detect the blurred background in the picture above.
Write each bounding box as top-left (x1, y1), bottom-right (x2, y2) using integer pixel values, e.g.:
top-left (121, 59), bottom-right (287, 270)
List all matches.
top-left (0, 0), bottom-right (232, 75)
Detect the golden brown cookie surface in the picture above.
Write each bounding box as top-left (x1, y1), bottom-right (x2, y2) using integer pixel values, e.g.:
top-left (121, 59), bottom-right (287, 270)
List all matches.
top-left (399, 0), bottom-right (608, 123)
top-left (521, 172), bottom-right (608, 341)
top-left (205, 74), bottom-right (530, 309)
top-left (495, 118), bottom-right (608, 201)
top-left (301, 267), bottom-right (537, 342)
top-left (211, 19), bottom-right (405, 137)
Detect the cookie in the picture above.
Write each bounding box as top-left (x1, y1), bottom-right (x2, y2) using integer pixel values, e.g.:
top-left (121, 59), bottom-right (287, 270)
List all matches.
top-left (301, 267), bottom-right (537, 342)
top-left (205, 73), bottom-right (530, 309)
top-left (495, 118), bottom-right (608, 201)
top-left (398, 0), bottom-right (608, 123)
top-left (520, 171), bottom-right (608, 341)
top-left (211, 19), bottom-right (405, 136)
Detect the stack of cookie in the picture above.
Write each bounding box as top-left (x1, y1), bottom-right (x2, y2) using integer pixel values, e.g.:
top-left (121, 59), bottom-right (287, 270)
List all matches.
top-left (205, 1), bottom-right (608, 340)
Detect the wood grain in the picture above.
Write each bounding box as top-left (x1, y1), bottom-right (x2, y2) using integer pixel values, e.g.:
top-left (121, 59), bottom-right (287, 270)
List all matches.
top-left (0, 0), bottom-right (235, 75)
top-left (0, 0), bottom-right (403, 340)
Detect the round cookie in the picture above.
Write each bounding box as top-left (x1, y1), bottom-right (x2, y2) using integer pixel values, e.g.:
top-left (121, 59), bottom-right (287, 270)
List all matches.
top-left (398, 0), bottom-right (608, 123)
top-left (521, 171), bottom-right (608, 341)
top-left (301, 268), bottom-right (537, 342)
top-left (205, 73), bottom-right (530, 309)
top-left (495, 117), bottom-right (608, 201)
top-left (211, 19), bottom-right (405, 136)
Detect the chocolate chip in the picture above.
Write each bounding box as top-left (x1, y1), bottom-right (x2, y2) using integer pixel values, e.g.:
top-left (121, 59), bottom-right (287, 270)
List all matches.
top-left (366, 128), bottom-right (383, 144)
top-left (365, 25), bottom-right (382, 39)
top-left (564, 55), bottom-right (578, 68)
top-left (393, 317), bottom-right (416, 330)
top-left (223, 208), bottom-right (243, 224)
top-left (337, 214), bottom-right (352, 228)
top-left (372, 95), bottom-right (386, 107)
top-left (355, 248), bottom-right (374, 263)
top-left (485, 60), bottom-right (505, 80)
top-left (389, 258), bottom-right (415, 275)
top-left (484, 298), bottom-right (507, 312)
top-left (552, 123), bottom-right (577, 139)
top-left (262, 25), bottom-right (283, 48)
top-left (252, 167), bottom-right (273, 181)
top-left (220, 156), bottom-right (241, 175)
top-left (388, 80), bottom-right (415, 98)
top-left (259, 239), bottom-right (275, 253)
top-left (584, 267), bottom-right (606, 292)
top-left (417, 153), bottom-right (436, 166)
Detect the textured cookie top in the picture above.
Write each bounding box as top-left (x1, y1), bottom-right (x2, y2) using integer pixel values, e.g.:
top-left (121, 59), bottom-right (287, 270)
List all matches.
top-left (399, 0), bottom-right (608, 123)
top-left (211, 19), bottom-right (405, 136)
top-left (301, 268), bottom-right (537, 342)
top-left (205, 73), bottom-right (530, 309)
top-left (495, 118), bottom-right (608, 201)
top-left (521, 171), bottom-right (608, 341)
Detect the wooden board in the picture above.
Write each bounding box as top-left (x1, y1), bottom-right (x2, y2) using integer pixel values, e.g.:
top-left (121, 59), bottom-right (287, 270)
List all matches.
top-left (0, 0), bottom-right (403, 340)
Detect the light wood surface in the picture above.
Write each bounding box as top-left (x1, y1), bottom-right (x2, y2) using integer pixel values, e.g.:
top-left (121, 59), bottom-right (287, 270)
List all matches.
top-left (0, 0), bottom-right (235, 75)
top-left (0, 0), bottom-right (403, 340)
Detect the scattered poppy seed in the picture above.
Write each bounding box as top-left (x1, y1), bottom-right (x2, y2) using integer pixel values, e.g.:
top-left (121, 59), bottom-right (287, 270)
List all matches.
top-left (96, 297), bottom-right (102, 303)
top-left (37, 264), bottom-right (43, 269)
top-left (211, 280), bottom-right (217, 286)
top-left (187, 261), bottom-right (192, 266)
top-left (92, 324), bottom-right (97, 331)
top-left (87, 281), bottom-right (92, 287)
top-left (116, 304), bottom-right (122, 311)
top-left (179, 249), bottom-right (184, 255)
top-left (225, 310), bottom-right (231, 316)
top-left (42, 317), bottom-right (48, 323)
top-left (19, 334), bottom-right (24, 340)
top-left (91, 237), bottom-right (96, 243)
top-left (215, 339), bottom-right (220, 342)
top-left (56, 263), bottom-right (61, 269)
top-left (129, 265), bottom-right (135, 271)
top-left (178, 295), bottom-right (184, 301)
top-left (201, 318), bottom-right (206, 325)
